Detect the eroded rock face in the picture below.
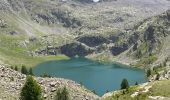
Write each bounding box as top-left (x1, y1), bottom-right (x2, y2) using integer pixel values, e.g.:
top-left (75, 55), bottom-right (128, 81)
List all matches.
top-left (35, 46), bottom-right (61, 56)
top-left (77, 36), bottom-right (109, 47)
top-left (167, 10), bottom-right (170, 21)
top-left (51, 11), bottom-right (82, 28)
top-left (35, 42), bottom-right (95, 57)
top-left (110, 43), bottom-right (128, 56)
top-left (144, 26), bottom-right (155, 42)
top-left (0, 65), bottom-right (98, 100)
top-left (60, 42), bottom-right (94, 57)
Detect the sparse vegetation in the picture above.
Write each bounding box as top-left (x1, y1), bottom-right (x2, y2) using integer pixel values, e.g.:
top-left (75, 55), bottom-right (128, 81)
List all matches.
top-left (146, 69), bottom-right (151, 77)
top-left (29, 68), bottom-right (34, 76)
top-left (10, 66), bottom-right (14, 69)
top-left (136, 50), bottom-right (142, 58)
top-left (40, 73), bottom-right (51, 78)
top-left (55, 86), bottom-right (69, 100)
top-left (21, 65), bottom-right (28, 75)
top-left (104, 86), bottom-right (148, 100)
top-left (155, 73), bottom-right (160, 80)
top-left (150, 80), bottom-right (170, 97)
top-left (14, 66), bottom-right (18, 71)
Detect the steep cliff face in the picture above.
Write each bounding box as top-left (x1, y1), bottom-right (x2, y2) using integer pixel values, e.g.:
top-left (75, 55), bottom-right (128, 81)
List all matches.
top-left (77, 36), bottom-right (109, 47)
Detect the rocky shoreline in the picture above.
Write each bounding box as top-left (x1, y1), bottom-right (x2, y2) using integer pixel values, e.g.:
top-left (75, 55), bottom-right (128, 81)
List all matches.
top-left (0, 65), bottom-right (99, 100)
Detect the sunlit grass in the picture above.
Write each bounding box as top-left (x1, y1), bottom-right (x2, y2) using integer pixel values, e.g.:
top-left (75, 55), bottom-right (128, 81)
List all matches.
top-left (0, 34), bottom-right (69, 67)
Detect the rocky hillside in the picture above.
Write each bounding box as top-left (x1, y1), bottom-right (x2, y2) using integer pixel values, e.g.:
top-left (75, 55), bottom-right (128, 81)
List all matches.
top-left (107, 9), bottom-right (170, 67)
top-left (0, 64), bottom-right (98, 100)
top-left (87, 9), bottom-right (170, 67)
top-left (1, 0), bottom-right (170, 100)
top-left (0, 0), bottom-right (170, 67)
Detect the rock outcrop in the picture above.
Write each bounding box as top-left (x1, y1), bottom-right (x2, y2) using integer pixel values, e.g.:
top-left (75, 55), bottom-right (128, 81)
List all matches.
top-left (77, 36), bottom-right (109, 47)
top-left (60, 42), bottom-right (94, 57)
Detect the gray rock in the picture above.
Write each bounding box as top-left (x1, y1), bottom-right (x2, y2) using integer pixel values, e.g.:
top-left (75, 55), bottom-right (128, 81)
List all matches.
top-left (50, 82), bottom-right (56, 87)
top-left (51, 88), bottom-right (56, 92)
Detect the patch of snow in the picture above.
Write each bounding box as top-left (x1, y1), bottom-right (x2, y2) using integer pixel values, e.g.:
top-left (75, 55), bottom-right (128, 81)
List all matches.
top-left (93, 0), bottom-right (100, 3)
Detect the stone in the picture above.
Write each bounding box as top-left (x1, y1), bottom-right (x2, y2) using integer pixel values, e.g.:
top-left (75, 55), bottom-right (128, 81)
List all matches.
top-left (50, 82), bottom-right (56, 87)
top-left (44, 94), bottom-right (48, 98)
top-left (0, 74), bottom-right (4, 77)
top-left (85, 96), bottom-right (89, 100)
top-left (51, 88), bottom-right (56, 92)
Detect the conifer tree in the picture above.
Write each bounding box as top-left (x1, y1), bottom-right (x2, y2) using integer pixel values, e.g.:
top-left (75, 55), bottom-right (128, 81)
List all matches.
top-left (20, 76), bottom-right (42, 100)
top-left (135, 81), bottom-right (138, 85)
top-left (121, 78), bottom-right (129, 90)
top-left (29, 68), bottom-right (34, 75)
top-left (21, 65), bottom-right (28, 75)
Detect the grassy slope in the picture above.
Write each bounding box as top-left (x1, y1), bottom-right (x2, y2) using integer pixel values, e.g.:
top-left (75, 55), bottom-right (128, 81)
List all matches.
top-left (103, 80), bottom-right (170, 100)
top-left (0, 34), bottom-right (69, 68)
top-left (150, 80), bottom-right (170, 97)
top-left (0, 10), bottom-right (71, 68)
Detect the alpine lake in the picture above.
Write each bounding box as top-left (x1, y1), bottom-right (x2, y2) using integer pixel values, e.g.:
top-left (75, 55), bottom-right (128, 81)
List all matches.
top-left (33, 58), bottom-right (145, 96)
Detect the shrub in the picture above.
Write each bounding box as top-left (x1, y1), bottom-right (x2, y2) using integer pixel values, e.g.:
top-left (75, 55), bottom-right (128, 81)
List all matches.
top-left (146, 69), bottom-right (151, 77)
top-left (55, 86), bottom-right (69, 100)
top-left (14, 66), bottom-right (18, 71)
top-left (155, 73), bottom-right (160, 80)
top-left (136, 50), bottom-right (142, 58)
top-left (10, 77), bottom-right (14, 81)
top-left (21, 65), bottom-right (28, 75)
top-left (10, 66), bottom-right (14, 69)
top-left (92, 90), bottom-right (96, 94)
top-left (41, 73), bottom-right (51, 78)
top-left (29, 68), bottom-right (34, 76)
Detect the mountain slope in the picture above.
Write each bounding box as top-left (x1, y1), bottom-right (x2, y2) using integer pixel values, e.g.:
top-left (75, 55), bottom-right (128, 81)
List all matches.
top-left (0, 0), bottom-right (170, 67)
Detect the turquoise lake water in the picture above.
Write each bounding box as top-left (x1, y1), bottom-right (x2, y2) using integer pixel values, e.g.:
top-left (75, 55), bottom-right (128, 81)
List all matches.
top-left (33, 58), bottom-right (145, 96)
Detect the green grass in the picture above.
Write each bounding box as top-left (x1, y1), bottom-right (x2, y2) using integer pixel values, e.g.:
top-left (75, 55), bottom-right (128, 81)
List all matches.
top-left (1, 54), bottom-right (69, 68)
top-left (104, 80), bottom-right (170, 100)
top-left (0, 34), bottom-right (69, 67)
top-left (150, 80), bottom-right (170, 97)
top-left (103, 86), bottom-right (150, 100)
top-left (135, 55), bottom-right (158, 67)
